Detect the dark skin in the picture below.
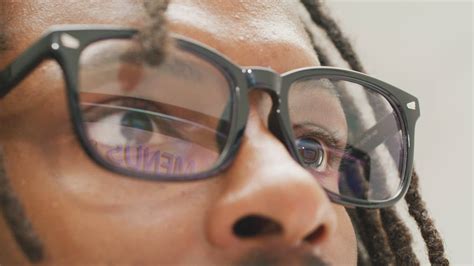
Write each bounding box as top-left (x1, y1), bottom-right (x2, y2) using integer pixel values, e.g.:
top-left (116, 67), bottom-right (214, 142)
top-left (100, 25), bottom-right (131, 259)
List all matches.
top-left (0, 0), bottom-right (356, 264)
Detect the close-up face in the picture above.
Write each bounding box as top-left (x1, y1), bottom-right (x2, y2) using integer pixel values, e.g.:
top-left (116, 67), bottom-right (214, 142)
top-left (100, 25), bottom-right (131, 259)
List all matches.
top-left (1, 0), bottom-right (435, 265)
top-left (0, 1), bottom-right (357, 264)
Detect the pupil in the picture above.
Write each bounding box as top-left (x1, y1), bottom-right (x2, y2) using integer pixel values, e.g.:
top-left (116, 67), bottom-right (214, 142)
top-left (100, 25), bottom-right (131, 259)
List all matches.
top-left (296, 138), bottom-right (324, 167)
top-left (120, 111), bottom-right (153, 143)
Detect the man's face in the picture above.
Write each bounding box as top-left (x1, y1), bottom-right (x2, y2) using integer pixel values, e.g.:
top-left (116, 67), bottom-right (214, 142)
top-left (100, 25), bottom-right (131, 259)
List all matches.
top-left (0, 0), bottom-right (357, 264)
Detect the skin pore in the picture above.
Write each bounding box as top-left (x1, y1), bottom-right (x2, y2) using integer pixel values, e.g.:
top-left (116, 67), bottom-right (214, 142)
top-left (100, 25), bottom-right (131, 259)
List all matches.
top-left (0, 0), bottom-right (357, 265)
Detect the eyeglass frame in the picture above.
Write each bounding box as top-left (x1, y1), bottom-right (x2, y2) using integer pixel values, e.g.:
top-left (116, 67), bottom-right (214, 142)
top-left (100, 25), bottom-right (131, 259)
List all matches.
top-left (0, 25), bottom-right (420, 208)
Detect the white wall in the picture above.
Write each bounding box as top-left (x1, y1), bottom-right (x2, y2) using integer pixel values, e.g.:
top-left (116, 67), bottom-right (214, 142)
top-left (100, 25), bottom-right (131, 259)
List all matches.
top-left (325, 1), bottom-right (473, 264)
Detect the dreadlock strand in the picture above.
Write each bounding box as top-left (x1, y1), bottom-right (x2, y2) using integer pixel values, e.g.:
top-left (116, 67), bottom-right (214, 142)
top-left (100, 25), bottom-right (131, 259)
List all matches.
top-left (301, 26), bottom-right (374, 260)
top-left (138, 0), bottom-right (170, 65)
top-left (405, 171), bottom-right (449, 265)
top-left (300, 0), bottom-right (365, 72)
top-left (300, 1), bottom-right (394, 263)
top-left (380, 207), bottom-right (420, 265)
top-left (298, 2), bottom-right (445, 265)
top-left (303, 26), bottom-right (330, 66)
top-left (0, 148), bottom-right (44, 263)
top-left (345, 208), bottom-right (371, 266)
top-left (355, 208), bottom-right (395, 265)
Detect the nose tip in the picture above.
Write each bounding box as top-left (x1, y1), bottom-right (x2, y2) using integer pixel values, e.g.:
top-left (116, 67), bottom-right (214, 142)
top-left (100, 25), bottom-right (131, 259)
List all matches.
top-left (205, 110), bottom-right (337, 249)
top-left (206, 161), bottom-right (337, 248)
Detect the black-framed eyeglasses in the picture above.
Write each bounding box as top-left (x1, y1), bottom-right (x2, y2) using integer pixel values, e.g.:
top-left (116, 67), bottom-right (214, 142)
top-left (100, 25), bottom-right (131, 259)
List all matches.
top-left (0, 25), bottom-right (420, 208)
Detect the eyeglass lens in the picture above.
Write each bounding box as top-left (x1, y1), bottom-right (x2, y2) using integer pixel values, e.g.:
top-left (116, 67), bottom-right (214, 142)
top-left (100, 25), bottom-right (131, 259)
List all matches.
top-left (78, 38), bottom-right (407, 203)
top-left (79, 39), bottom-right (233, 176)
top-left (288, 78), bottom-right (406, 202)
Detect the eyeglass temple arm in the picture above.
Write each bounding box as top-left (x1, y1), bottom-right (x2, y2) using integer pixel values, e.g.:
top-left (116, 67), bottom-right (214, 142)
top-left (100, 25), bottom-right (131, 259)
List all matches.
top-left (352, 112), bottom-right (401, 154)
top-left (0, 33), bottom-right (53, 98)
top-left (342, 114), bottom-right (400, 184)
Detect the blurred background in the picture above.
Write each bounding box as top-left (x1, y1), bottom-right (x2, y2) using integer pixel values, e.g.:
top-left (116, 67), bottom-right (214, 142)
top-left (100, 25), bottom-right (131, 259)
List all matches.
top-left (325, 0), bottom-right (472, 264)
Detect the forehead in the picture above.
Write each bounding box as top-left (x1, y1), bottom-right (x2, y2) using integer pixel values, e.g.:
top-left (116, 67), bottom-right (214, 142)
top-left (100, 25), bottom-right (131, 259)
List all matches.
top-left (0, 0), bottom-right (319, 118)
top-left (168, 0), bottom-right (318, 70)
top-left (2, 0), bottom-right (317, 70)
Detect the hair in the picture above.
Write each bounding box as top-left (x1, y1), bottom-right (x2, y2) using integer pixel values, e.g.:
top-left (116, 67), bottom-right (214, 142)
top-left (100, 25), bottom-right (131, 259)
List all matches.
top-left (300, 0), bottom-right (449, 265)
top-left (137, 0), bottom-right (169, 65)
top-left (0, 0), bottom-right (449, 265)
top-left (0, 33), bottom-right (7, 53)
top-left (0, 148), bottom-right (44, 263)
top-left (0, 3), bottom-right (7, 53)
top-left (0, 23), bottom-right (7, 53)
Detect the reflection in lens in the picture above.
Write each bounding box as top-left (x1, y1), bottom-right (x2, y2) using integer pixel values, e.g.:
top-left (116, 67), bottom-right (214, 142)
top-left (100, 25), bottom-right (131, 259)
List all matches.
top-left (120, 111), bottom-right (154, 143)
top-left (78, 39), bottom-right (233, 178)
top-left (288, 77), bottom-right (406, 202)
top-left (296, 138), bottom-right (325, 168)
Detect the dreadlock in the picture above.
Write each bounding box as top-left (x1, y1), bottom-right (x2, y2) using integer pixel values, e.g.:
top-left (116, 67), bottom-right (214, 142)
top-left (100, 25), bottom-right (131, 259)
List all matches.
top-left (300, 0), bottom-right (449, 265)
top-left (138, 0), bottom-right (170, 65)
top-left (300, 0), bottom-right (365, 73)
top-left (0, 2), bottom-right (5, 53)
top-left (0, 148), bottom-right (44, 262)
top-left (406, 171), bottom-right (449, 265)
top-left (0, 34), bottom-right (7, 53)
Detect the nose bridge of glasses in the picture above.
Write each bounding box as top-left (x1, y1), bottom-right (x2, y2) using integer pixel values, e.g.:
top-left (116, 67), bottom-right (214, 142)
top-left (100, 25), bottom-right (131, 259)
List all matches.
top-left (243, 67), bottom-right (282, 119)
top-left (242, 68), bottom-right (298, 159)
top-left (243, 67), bottom-right (282, 96)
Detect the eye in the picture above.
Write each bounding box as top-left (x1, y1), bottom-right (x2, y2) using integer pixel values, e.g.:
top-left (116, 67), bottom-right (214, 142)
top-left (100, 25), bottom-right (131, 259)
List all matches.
top-left (86, 109), bottom-right (162, 147)
top-left (120, 111), bottom-right (154, 144)
top-left (295, 137), bottom-right (326, 170)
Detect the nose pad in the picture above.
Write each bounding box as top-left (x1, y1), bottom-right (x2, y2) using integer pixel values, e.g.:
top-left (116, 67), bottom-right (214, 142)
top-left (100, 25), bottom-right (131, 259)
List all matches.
top-left (267, 109), bottom-right (301, 161)
top-left (248, 90), bottom-right (293, 154)
top-left (265, 96), bottom-right (300, 164)
top-left (267, 108), bottom-right (287, 146)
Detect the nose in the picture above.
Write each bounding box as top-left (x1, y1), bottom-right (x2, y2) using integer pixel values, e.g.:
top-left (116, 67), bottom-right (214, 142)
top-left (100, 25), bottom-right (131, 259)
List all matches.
top-left (206, 91), bottom-right (337, 250)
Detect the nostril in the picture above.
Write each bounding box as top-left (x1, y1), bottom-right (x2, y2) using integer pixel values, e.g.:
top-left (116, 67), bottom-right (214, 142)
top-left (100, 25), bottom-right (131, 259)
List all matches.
top-left (233, 215), bottom-right (283, 238)
top-left (303, 225), bottom-right (326, 244)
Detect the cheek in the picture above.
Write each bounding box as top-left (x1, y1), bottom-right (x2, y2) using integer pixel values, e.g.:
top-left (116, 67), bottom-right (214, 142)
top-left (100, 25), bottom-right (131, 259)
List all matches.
top-left (0, 57), bottom-right (222, 263)
top-left (1, 136), bottom-right (221, 264)
top-left (321, 205), bottom-right (357, 264)
top-left (0, 61), bottom-right (63, 119)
